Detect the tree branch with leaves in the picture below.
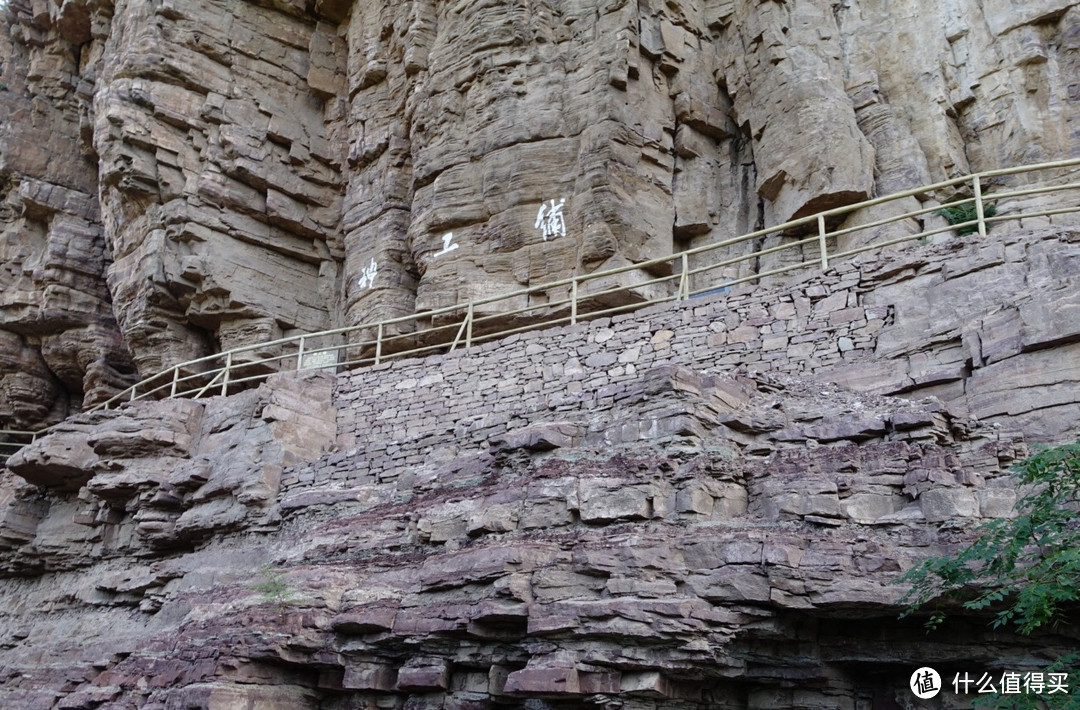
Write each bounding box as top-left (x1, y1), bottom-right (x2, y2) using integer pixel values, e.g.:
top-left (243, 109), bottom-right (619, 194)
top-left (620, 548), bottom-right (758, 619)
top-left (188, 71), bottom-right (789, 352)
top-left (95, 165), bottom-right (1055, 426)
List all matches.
top-left (898, 441), bottom-right (1080, 709)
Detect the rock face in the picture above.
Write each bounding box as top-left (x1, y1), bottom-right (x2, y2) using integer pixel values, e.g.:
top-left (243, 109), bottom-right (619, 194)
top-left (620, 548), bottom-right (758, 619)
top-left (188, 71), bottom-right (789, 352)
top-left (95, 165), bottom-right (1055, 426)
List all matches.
top-left (2, 0), bottom-right (1079, 431)
top-left (0, 5), bottom-right (137, 428)
top-left (0, 348), bottom-right (1046, 709)
top-left (2, 229), bottom-right (1080, 708)
top-left (2, 0), bottom-right (1080, 706)
top-left (2, 370), bottom-right (336, 573)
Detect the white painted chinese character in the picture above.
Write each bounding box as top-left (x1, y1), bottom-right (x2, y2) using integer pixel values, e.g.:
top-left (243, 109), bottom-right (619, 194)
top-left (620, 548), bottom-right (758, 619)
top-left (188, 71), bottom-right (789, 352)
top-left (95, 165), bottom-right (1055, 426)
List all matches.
top-left (999, 671), bottom-right (1022, 694)
top-left (534, 197), bottom-right (566, 241)
top-left (357, 258), bottom-right (378, 290)
top-left (434, 232), bottom-right (459, 257)
top-left (1024, 672), bottom-right (1045, 694)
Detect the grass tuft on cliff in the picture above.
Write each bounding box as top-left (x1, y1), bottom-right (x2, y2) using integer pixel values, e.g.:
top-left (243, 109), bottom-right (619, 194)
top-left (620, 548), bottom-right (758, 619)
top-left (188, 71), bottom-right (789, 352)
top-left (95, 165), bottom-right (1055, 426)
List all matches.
top-left (935, 201), bottom-right (998, 236)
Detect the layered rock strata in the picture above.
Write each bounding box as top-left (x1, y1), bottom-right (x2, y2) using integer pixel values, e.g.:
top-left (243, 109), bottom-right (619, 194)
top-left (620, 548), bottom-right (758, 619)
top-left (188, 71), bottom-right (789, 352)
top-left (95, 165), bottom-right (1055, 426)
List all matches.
top-left (3, 0), bottom-right (1079, 431)
top-left (0, 5), bottom-right (136, 427)
top-left (2, 229), bottom-right (1080, 708)
top-left (2, 356), bottom-right (1066, 709)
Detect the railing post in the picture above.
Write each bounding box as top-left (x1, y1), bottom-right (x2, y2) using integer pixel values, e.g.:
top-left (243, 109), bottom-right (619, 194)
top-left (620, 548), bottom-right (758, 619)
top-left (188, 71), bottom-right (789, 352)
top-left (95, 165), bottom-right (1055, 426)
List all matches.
top-left (375, 322), bottom-right (383, 365)
top-left (296, 336), bottom-right (306, 371)
top-left (465, 302), bottom-right (474, 348)
top-left (220, 352), bottom-right (232, 397)
top-left (571, 278), bottom-right (578, 325)
top-left (679, 252), bottom-right (689, 300)
top-left (817, 214), bottom-right (829, 271)
top-left (973, 173), bottom-right (987, 238)
top-left (170, 366), bottom-right (179, 397)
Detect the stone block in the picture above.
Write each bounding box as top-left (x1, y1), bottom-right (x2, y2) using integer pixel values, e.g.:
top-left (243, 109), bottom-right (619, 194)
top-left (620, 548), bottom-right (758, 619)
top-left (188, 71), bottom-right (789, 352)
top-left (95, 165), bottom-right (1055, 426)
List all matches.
top-left (419, 544), bottom-right (556, 591)
top-left (467, 504), bottom-right (520, 535)
top-left (762, 335), bottom-right (789, 351)
top-left (621, 671), bottom-right (672, 697)
top-left (841, 493), bottom-right (905, 523)
top-left (331, 604), bottom-right (399, 634)
top-left (920, 488), bottom-right (980, 522)
top-left (579, 481), bottom-right (652, 523)
top-left (813, 290), bottom-right (849, 315)
top-left (491, 422), bottom-right (581, 452)
top-left (676, 485), bottom-right (714, 515)
top-left (977, 488), bottom-right (1017, 518)
top-left (772, 492), bottom-right (843, 521)
top-left (397, 659), bottom-right (450, 692)
top-left (685, 568), bottom-right (771, 602)
top-left (343, 663), bottom-right (398, 691)
top-left (503, 667), bottom-right (580, 695)
top-left (6, 431), bottom-right (99, 491)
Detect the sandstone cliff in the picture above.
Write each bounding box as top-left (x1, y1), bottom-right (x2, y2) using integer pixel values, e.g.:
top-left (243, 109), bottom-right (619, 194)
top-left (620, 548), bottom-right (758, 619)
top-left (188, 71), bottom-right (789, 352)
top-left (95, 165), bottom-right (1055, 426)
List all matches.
top-left (2, 0), bottom-right (1079, 430)
top-left (2, 0), bottom-right (1080, 707)
top-left (2, 224), bottom-right (1080, 708)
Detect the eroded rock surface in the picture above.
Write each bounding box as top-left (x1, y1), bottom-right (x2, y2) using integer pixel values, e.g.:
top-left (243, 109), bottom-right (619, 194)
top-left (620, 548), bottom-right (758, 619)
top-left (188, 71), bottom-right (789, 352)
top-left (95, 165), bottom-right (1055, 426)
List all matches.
top-left (2, 0), bottom-right (1080, 705)
top-left (3, 0), bottom-right (1079, 432)
top-left (0, 361), bottom-right (1069, 709)
top-left (3, 248), bottom-right (1080, 706)
top-left (2, 370), bottom-right (335, 574)
top-left (0, 6), bottom-right (136, 427)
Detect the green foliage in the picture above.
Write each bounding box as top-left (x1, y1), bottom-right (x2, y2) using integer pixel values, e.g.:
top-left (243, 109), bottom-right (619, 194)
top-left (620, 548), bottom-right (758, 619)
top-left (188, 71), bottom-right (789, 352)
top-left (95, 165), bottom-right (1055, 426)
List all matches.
top-left (250, 565), bottom-right (295, 615)
top-left (898, 441), bottom-right (1080, 709)
top-left (967, 654), bottom-right (1080, 710)
top-left (935, 201), bottom-right (997, 236)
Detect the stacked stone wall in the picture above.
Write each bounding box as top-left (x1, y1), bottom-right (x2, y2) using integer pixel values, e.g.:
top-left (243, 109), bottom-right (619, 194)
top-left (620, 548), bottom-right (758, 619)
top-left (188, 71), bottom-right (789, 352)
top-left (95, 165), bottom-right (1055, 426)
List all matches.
top-left (280, 224), bottom-right (1080, 498)
top-left (5, 225), bottom-right (1080, 710)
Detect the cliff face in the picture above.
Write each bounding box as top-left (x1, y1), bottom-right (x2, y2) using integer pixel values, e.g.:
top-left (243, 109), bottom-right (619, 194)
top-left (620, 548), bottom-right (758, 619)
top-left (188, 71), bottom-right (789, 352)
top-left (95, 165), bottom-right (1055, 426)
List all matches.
top-left (2, 1), bottom-right (1080, 707)
top-left (2, 224), bottom-right (1079, 708)
top-left (1, 0), bottom-right (1079, 429)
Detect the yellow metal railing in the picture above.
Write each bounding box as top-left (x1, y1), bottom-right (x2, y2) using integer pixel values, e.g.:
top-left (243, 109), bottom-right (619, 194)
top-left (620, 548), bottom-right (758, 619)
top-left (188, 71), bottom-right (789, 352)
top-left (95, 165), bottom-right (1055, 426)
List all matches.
top-left (2, 157), bottom-right (1078, 462)
top-left (0, 429), bottom-right (39, 466)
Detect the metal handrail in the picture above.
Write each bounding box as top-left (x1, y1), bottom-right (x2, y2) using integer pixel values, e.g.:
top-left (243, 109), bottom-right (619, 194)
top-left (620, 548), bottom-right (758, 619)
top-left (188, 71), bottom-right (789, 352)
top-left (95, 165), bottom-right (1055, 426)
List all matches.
top-left (0, 429), bottom-right (39, 465)
top-left (2, 157), bottom-right (1078, 457)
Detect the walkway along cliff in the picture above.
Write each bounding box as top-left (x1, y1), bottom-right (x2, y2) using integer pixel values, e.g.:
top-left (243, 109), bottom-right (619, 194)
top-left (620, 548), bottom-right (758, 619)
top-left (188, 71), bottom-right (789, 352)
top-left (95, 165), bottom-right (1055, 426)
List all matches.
top-left (2, 0), bottom-right (1080, 707)
top-left (3, 218), bottom-right (1080, 708)
top-left (2, 0), bottom-right (1080, 431)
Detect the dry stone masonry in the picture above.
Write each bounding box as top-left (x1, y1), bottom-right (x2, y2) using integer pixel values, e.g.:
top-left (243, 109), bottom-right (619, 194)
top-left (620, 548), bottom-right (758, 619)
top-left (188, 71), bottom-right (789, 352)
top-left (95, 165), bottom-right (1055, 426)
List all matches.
top-left (2, 226), bottom-right (1079, 708)
top-left (305, 221), bottom-right (1080, 504)
top-left (2, 0), bottom-right (1080, 707)
top-left (2, 0), bottom-right (1079, 431)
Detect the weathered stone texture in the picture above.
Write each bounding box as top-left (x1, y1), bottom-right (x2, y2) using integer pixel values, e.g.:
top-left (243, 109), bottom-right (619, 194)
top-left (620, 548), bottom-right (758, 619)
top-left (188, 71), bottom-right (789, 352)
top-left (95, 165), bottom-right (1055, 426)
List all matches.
top-left (3, 370), bottom-right (335, 566)
top-left (0, 360), bottom-right (1046, 708)
top-left (92, 0), bottom-right (346, 376)
top-left (316, 224), bottom-right (1080, 502)
top-left (3, 228), bottom-right (1080, 708)
top-left (4, 0), bottom-right (1079, 434)
top-left (2, 0), bottom-right (1080, 706)
top-left (0, 5), bottom-right (136, 427)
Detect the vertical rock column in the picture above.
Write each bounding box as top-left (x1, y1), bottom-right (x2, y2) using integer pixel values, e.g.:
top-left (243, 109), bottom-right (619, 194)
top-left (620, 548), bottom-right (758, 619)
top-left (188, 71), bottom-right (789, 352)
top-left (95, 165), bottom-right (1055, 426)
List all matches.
top-left (92, 0), bottom-right (346, 378)
top-left (340, 0), bottom-right (424, 344)
top-left (341, 0), bottom-right (685, 341)
top-left (722, 0), bottom-right (876, 228)
top-left (838, 0), bottom-right (1080, 198)
top-left (0, 0), bottom-right (136, 427)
